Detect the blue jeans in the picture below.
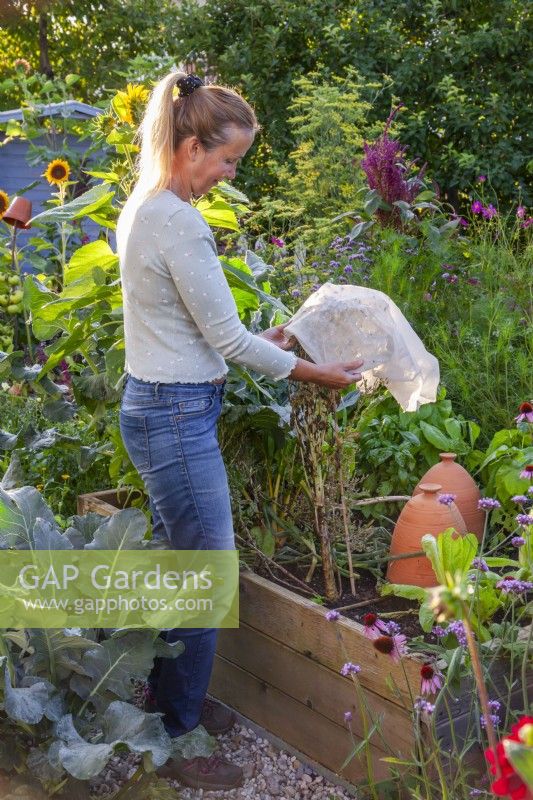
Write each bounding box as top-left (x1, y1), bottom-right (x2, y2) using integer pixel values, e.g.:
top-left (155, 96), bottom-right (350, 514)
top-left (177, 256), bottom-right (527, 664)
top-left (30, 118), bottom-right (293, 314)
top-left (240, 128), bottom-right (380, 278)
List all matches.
top-left (119, 374), bottom-right (234, 737)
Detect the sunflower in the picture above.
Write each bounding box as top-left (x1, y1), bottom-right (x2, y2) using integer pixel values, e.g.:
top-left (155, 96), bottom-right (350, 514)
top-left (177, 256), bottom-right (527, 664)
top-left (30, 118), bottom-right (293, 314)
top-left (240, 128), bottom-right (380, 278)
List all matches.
top-left (0, 190), bottom-right (9, 219)
top-left (44, 158), bottom-right (70, 186)
top-left (113, 83), bottom-right (150, 125)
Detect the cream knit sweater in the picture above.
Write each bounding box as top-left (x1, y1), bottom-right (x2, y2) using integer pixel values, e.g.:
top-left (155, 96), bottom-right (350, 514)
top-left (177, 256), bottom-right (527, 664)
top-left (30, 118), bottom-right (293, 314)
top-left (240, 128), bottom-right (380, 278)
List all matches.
top-left (117, 190), bottom-right (297, 384)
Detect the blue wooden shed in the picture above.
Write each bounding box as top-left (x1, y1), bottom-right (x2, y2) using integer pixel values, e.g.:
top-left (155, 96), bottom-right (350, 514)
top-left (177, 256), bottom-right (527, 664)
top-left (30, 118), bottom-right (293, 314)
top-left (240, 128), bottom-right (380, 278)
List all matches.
top-left (0, 100), bottom-right (106, 264)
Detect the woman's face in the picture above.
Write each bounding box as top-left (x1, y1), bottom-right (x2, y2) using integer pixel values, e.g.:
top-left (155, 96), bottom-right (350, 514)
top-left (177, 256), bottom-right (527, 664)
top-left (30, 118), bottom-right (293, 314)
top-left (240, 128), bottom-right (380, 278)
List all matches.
top-left (188, 126), bottom-right (255, 197)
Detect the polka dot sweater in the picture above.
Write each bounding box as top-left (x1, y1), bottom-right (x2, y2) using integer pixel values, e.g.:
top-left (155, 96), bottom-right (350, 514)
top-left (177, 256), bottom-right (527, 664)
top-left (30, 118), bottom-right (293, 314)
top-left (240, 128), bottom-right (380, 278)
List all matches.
top-left (117, 190), bottom-right (297, 383)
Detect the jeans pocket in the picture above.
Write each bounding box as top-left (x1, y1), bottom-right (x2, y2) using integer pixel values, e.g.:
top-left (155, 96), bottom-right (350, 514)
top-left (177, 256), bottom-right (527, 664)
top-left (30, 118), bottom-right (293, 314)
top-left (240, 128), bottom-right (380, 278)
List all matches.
top-left (119, 411), bottom-right (151, 472)
top-left (176, 396), bottom-right (215, 417)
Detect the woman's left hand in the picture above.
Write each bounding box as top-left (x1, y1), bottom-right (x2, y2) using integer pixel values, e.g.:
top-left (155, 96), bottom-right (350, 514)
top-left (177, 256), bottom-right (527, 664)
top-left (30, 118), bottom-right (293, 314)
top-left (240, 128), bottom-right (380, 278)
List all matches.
top-left (259, 323), bottom-right (296, 351)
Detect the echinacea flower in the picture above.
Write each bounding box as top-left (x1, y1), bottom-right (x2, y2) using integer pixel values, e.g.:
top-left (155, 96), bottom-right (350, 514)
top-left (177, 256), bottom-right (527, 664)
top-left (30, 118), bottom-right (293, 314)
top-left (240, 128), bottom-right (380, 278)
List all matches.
top-left (372, 633), bottom-right (407, 663)
top-left (516, 514), bottom-right (533, 527)
top-left (520, 465), bottom-right (533, 480)
top-left (326, 610), bottom-right (340, 622)
top-left (420, 662), bottom-right (443, 695)
top-left (438, 493), bottom-right (457, 506)
top-left (340, 662), bottom-right (361, 677)
top-left (485, 715), bottom-right (533, 800)
top-left (362, 612), bottom-right (389, 639)
top-left (0, 190), bottom-right (9, 220)
top-left (471, 200), bottom-right (483, 214)
top-left (515, 402), bottom-right (533, 424)
top-left (44, 158), bottom-right (70, 186)
top-left (478, 497), bottom-right (501, 510)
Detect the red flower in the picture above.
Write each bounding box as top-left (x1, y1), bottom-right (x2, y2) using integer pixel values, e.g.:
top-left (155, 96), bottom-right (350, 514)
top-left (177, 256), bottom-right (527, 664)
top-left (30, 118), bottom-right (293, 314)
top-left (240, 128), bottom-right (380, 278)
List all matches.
top-left (485, 716), bottom-right (533, 799)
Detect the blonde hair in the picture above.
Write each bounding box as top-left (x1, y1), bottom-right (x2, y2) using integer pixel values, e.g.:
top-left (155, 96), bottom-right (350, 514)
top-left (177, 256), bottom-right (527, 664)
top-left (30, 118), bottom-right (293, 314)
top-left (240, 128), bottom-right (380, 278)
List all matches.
top-left (133, 71), bottom-right (259, 200)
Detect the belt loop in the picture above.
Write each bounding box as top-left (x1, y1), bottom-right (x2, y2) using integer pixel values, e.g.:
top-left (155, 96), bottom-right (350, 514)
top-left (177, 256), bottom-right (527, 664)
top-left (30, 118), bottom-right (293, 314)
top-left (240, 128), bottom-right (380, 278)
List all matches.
top-left (154, 381), bottom-right (160, 399)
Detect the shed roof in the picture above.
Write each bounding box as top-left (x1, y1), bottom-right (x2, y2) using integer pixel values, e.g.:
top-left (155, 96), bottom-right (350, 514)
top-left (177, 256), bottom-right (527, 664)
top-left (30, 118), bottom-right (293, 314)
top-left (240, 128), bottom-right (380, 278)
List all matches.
top-left (0, 100), bottom-right (101, 123)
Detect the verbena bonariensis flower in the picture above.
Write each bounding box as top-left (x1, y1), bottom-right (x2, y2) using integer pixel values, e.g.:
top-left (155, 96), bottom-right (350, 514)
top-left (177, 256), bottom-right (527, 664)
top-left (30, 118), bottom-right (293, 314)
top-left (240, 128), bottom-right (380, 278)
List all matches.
top-left (480, 699), bottom-right (501, 730)
top-left (515, 401), bottom-right (533, 424)
top-left (372, 633), bottom-right (407, 663)
top-left (340, 662), bottom-right (361, 677)
top-left (472, 557), bottom-right (489, 572)
top-left (496, 577), bottom-right (533, 595)
top-left (516, 514), bottom-right (533, 527)
top-left (485, 715), bottom-right (533, 800)
top-left (325, 609), bottom-right (340, 622)
top-left (447, 620), bottom-right (468, 646)
top-left (344, 710), bottom-right (353, 723)
top-left (511, 537), bottom-right (525, 547)
top-left (478, 497), bottom-right (501, 510)
top-left (414, 697), bottom-right (436, 715)
top-left (360, 105), bottom-right (426, 229)
top-left (511, 495), bottom-right (529, 505)
top-left (438, 493), bottom-right (457, 506)
top-left (519, 465), bottom-right (533, 480)
top-left (420, 662), bottom-right (444, 695)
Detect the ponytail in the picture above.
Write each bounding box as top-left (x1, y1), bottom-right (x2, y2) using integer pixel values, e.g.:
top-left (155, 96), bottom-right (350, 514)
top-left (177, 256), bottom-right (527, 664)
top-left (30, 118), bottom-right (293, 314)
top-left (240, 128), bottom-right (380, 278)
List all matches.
top-left (132, 70), bottom-right (259, 201)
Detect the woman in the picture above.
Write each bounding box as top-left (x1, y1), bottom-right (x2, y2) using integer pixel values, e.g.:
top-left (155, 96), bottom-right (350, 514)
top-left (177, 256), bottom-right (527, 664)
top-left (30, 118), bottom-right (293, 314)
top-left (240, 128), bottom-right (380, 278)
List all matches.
top-left (117, 71), bottom-right (363, 791)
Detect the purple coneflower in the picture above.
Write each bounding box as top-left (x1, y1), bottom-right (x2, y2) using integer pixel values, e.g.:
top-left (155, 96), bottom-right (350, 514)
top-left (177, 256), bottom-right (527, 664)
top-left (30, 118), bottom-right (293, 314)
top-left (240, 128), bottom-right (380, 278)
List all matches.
top-left (515, 402), bottom-right (533, 424)
top-left (478, 497), bottom-right (501, 511)
top-left (520, 465), bottom-right (533, 480)
top-left (362, 612), bottom-right (389, 639)
top-left (372, 633), bottom-right (407, 663)
top-left (420, 663), bottom-right (444, 695)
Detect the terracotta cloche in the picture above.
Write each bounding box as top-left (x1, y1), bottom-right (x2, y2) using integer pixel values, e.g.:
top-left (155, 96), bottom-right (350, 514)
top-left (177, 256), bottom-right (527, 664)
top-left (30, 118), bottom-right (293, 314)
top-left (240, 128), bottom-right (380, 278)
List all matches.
top-left (3, 196), bottom-right (32, 229)
top-left (387, 483), bottom-right (467, 587)
top-left (414, 453), bottom-right (484, 540)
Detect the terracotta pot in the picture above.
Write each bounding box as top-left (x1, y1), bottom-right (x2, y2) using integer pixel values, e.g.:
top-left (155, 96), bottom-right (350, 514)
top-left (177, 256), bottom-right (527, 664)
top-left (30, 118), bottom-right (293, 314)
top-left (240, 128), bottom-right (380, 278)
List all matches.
top-left (3, 196), bottom-right (32, 229)
top-left (387, 483), bottom-right (466, 587)
top-left (414, 452), bottom-right (484, 541)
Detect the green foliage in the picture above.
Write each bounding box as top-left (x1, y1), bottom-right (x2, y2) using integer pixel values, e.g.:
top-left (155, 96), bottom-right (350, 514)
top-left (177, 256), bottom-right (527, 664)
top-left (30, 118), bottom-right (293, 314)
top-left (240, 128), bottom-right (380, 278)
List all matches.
top-left (172, 0), bottom-right (532, 206)
top-left (353, 389), bottom-right (479, 509)
top-left (253, 69), bottom-right (382, 248)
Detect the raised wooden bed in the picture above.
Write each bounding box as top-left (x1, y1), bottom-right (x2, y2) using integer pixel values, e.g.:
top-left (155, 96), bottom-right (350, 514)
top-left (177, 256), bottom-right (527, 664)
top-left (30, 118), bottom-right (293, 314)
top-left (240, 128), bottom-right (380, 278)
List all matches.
top-left (77, 489), bottom-right (532, 789)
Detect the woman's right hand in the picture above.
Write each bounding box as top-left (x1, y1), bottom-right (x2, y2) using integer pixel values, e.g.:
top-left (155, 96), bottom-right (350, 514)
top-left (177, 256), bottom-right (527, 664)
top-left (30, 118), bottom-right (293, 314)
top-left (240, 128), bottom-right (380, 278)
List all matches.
top-left (289, 358), bottom-right (364, 389)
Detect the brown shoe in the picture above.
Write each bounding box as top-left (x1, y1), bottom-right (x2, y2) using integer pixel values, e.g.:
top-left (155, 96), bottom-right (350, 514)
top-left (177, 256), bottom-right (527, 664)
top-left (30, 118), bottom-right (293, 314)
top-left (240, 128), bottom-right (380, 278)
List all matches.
top-left (157, 755), bottom-right (244, 790)
top-left (200, 697), bottom-right (236, 735)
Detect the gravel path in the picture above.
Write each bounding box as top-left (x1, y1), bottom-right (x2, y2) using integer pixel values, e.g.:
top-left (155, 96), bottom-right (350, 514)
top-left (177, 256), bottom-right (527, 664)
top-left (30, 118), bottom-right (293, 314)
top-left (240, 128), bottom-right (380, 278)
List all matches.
top-left (90, 719), bottom-right (357, 799)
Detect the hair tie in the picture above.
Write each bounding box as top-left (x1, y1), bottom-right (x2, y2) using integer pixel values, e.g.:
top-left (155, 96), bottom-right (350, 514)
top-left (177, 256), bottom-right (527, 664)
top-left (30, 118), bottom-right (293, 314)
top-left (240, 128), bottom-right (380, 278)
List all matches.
top-left (176, 74), bottom-right (204, 97)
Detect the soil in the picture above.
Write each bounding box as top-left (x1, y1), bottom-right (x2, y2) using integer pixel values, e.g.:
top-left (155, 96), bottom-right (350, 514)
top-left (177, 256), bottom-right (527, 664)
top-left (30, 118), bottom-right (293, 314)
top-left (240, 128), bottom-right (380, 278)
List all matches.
top-left (257, 562), bottom-right (427, 640)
